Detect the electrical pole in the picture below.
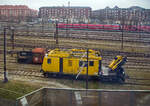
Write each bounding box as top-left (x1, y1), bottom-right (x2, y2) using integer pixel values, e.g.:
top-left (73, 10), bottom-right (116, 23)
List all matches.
top-left (121, 25), bottom-right (124, 49)
top-left (121, 17), bottom-right (124, 50)
top-left (55, 21), bottom-right (58, 45)
top-left (3, 28), bottom-right (8, 83)
top-left (42, 18), bottom-right (44, 34)
top-left (66, 1), bottom-right (70, 37)
top-left (86, 49), bottom-right (89, 89)
top-left (11, 27), bottom-right (15, 50)
top-left (10, 27), bottom-right (15, 57)
top-left (26, 25), bottom-right (29, 36)
top-left (66, 14), bottom-right (68, 37)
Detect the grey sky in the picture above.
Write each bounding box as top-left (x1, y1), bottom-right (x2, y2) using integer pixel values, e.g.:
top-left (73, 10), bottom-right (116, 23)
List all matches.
top-left (0, 0), bottom-right (150, 10)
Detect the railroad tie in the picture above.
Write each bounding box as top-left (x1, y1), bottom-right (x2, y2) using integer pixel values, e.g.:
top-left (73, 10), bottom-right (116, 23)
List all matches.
top-left (35, 72), bottom-right (40, 76)
top-left (19, 71), bottom-right (24, 75)
top-left (15, 71), bottom-right (20, 75)
top-left (26, 72), bottom-right (31, 76)
top-left (36, 72), bottom-right (42, 77)
top-left (24, 72), bottom-right (28, 76)
top-left (31, 72), bottom-right (35, 76)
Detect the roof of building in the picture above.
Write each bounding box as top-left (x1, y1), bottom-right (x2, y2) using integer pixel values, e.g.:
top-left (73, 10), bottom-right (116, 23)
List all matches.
top-left (0, 5), bottom-right (37, 11)
top-left (129, 6), bottom-right (144, 9)
top-left (39, 6), bottom-right (91, 9)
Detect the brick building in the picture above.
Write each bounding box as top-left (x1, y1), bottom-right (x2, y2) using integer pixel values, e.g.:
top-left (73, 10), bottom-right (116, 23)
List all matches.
top-left (39, 6), bottom-right (91, 23)
top-left (92, 6), bottom-right (150, 25)
top-left (0, 5), bottom-right (38, 22)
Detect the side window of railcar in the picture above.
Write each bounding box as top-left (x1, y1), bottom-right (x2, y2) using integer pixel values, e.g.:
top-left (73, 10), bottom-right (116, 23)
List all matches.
top-left (79, 61), bottom-right (83, 67)
top-left (79, 61), bottom-right (87, 67)
top-left (89, 61), bottom-right (94, 66)
top-left (47, 59), bottom-right (51, 64)
top-left (68, 60), bottom-right (72, 66)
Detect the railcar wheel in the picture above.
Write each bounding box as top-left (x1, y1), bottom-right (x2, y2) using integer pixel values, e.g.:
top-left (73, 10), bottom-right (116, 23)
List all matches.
top-left (117, 68), bottom-right (125, 83)
top-left (17, 59), bottom-right (21, 63)
top-left (43, 73), bottom-right (48, 78)
top-left (118, 77), bottom-right (125, 84)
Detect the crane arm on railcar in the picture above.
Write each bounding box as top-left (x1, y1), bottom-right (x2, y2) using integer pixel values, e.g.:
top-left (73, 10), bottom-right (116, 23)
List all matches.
top-left (108, 56), bottom-right (127, 71)
top-left (100, 56), bottom-right (127, 83)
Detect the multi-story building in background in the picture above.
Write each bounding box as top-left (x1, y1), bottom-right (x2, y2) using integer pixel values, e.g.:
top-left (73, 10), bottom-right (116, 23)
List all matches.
top-left (0, 5), bottom-right (149, 25)
top-left (39, 6), bottom-right (91, 23)
top-left (92, 6), bottom-right (150, 25)
top-left (0, 5), bottom-right (38, 22)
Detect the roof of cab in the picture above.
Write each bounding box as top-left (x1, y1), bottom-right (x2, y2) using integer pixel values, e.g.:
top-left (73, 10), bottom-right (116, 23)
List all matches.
top-left (47, 48), bottom-right (102, 59)
top-left (32, 48), bottom-right (45, 53)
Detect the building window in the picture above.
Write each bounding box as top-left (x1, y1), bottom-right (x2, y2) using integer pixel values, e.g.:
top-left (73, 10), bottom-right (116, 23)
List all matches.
top-left (47, 59), bottom-right (51, 64)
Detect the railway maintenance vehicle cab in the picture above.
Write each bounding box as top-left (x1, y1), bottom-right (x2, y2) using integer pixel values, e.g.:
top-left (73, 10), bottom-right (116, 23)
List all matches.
top-left (32, 48), bottom-right (46, 64)
top-left (17, 48), bottom-right (46, 64)
top-left (17, 51), bottom-right (32, 63)
top-left (41, 49), bottom-right (127, 83)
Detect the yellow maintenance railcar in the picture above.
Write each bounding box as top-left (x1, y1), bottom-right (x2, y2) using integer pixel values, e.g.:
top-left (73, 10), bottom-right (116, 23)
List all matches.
top-left (41, 49), bottom-right (102, 79)
top-left (41, 49), bottom-right (127, 82)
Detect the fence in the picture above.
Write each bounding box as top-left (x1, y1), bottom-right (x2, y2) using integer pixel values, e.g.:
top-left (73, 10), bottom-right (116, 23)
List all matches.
top-left (0, 98), bottom-right (16, 106)
top-left (16, 87), bottom-right (150, 106)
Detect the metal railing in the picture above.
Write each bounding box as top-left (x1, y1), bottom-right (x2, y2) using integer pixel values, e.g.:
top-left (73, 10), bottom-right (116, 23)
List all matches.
top-left (16, 87), bottom-right (150, 106)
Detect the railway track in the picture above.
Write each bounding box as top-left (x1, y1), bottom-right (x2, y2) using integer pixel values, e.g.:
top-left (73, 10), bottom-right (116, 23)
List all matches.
top-left (124, 82), bottom-right (150, 86)
top-left (0, 32), bottom-right (150, 48)
top-left (125, 77), bottom-right (150, 86)
top-left (1, 34), bottom-right (150, 56)
top-left (0, 69), bottom-right (150, 87)
top-left (0, 56), bottom-right (150, 87)
top-left (1, 47), bottom-right (150, 63)
top-left (0, 25), bottom-right (150, 88)
top-left (0, 38), bottom-right (150, 57)
top-left (0, 42), bottom-right (150, 71)
top-left (1, 28), bottom-right (150, 44)
top-left (12, 32), bottom-right (150, 44)
top-left (0, 56), bottom-right (150, 74)
top-left (0, 69), bottom-right (42, 78)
